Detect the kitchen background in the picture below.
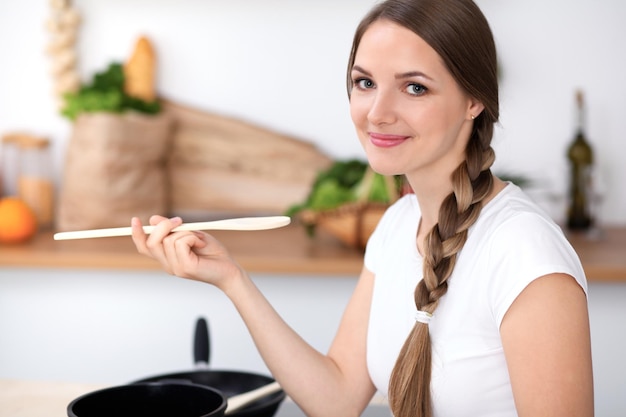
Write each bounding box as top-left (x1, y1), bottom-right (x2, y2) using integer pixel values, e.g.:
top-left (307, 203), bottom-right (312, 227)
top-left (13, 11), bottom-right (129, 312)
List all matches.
top-left (1, 0), bottom-right (625, 416)
top-left (1, 0), bottom-right (625, 225)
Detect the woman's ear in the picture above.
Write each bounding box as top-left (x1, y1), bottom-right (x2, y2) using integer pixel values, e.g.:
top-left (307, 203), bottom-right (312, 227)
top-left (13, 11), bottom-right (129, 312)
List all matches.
top-left (468, 99), bottom-right (485, 120)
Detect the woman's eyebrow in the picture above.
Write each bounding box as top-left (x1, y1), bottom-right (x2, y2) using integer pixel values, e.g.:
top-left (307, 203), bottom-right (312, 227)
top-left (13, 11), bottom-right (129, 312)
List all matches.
top-left (351, 65), bottom-right (433, 82)
top-left (351, 65), bottom-right (371, 76)
top-left (395, 70), bottom-right (433, 81)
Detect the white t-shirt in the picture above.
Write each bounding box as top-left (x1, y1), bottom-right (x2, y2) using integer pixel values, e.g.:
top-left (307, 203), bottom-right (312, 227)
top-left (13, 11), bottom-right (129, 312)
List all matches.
top-left (364, 183), bottom-right (587, 417)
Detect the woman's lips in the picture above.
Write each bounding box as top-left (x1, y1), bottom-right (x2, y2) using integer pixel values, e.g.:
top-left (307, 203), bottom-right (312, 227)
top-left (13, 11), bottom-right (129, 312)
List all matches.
top-left (368, 132), bottom-right (410, 148)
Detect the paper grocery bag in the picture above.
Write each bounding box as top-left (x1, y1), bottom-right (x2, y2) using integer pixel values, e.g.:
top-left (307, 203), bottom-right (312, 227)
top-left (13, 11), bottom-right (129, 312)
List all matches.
top-left (57, 111), bottom-right (173, 231)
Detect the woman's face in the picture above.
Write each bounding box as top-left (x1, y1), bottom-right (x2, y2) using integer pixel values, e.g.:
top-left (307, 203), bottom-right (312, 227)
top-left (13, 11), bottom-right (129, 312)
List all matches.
top-left (349, 19), bottom-right (483, 182)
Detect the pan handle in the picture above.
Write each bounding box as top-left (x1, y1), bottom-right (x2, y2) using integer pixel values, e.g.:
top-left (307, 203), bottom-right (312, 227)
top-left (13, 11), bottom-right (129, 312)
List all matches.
top-left (194, 317), bottom-right (210, 367)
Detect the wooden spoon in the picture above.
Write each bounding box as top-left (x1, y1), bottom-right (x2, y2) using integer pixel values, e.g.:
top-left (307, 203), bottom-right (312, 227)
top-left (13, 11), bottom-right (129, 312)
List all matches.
top-left (53, 216), bottom-right (291, 241)
top-left (225, 381), bottom-right (283, 415)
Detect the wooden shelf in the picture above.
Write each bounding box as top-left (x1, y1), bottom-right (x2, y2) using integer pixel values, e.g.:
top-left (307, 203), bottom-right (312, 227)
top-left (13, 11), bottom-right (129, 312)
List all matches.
top-left (1, 224), bottom-right (624, 281)
top-left (0, 224), bottom-right (363, 276)
top-left (562, 227), bottom-right (626, 282)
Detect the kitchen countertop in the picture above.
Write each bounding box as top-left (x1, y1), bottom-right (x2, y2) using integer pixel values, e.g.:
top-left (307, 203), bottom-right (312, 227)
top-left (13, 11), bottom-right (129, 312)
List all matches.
top-left (0, 223), bottom-right (625, 281)
top-left (0, 380), bottom-right (101, 417)
top-left (0, 224), bottom-right (363, 275)
top-left (562, 227), bottom-right (626, 281)
top-left (0, 379), bottom-right (391, 417)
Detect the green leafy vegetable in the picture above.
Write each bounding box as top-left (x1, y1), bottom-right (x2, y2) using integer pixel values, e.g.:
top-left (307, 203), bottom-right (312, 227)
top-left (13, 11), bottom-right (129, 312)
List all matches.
top-left (308, 179), bottom-right (355, 211)
top-left (313, 159), bottom-right (368, 190)
top-left (61, 63), bottom-right (161, 121)
top-left (286, 159), bottom-right (400, 220)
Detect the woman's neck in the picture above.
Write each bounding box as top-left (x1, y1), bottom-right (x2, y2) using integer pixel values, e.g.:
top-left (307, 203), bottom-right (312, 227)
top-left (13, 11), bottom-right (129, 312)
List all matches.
top-left (410, 179), bottom-right (449, 256)
top-left (410, 177), bottom-right (452, 235)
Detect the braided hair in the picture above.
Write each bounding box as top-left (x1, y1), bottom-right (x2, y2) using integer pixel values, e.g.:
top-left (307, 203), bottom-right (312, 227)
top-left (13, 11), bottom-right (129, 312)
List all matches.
top-left (346, 1), bottom-right (499, 416)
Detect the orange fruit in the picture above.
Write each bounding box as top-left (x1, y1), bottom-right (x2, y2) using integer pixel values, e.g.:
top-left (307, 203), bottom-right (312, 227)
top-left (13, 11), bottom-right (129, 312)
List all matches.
top-left (0, 197), bottom-right (38, 244)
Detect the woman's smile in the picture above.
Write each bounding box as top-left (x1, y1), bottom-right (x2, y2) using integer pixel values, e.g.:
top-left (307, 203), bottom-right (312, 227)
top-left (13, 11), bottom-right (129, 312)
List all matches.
top-left (368, 132), bottom-right (411, 148)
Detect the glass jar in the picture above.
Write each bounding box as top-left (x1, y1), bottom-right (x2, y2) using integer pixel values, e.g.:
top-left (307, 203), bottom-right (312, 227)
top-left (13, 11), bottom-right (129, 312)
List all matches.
top-left (1, 134), bottom-right (21, 198)
top-left (16, 134), bottom-right (55, 229)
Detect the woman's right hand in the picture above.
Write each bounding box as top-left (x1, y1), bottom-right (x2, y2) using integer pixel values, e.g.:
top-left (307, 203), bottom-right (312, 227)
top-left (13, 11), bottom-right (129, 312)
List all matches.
top-left (130, 215), bottom-right (245, 292)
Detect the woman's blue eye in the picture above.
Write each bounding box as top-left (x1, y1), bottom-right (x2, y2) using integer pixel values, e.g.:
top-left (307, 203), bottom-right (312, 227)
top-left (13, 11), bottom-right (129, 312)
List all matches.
top-left (407, 83), bottom-right (427, 96)
top-left (355, 78), bottom-right (375, 89)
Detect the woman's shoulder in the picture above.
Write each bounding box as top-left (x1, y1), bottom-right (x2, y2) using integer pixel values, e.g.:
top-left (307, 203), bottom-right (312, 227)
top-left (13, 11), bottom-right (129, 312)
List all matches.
top-left (469, 184), bottom-right (585, 276)
top-left (471, 184), bottom-right (586, 286)
top-left (477, 183), bottom-right (561, 236)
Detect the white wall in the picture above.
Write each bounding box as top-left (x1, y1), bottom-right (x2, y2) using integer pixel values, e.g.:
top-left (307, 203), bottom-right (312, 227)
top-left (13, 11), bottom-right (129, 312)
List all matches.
top-left (0, 269), bottom-right (355, 382)
top-left (0, 0), bottom-right (625, 224)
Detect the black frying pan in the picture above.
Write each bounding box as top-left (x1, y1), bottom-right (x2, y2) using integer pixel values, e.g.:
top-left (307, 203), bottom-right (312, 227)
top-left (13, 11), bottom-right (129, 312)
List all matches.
top-left (68, 382), bottom-right (227, 417)
top-left (133, 318), bottom-right (286, 417)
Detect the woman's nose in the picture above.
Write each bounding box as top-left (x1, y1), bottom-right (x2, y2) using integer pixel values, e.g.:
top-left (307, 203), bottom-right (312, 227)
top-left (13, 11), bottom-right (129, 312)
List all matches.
top-left (367, 90), bottom-right (397, 125)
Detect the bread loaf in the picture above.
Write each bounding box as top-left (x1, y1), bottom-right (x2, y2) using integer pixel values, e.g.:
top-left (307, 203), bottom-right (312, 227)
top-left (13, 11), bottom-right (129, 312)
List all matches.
top-left (124, 36), bottom-right (156, 102)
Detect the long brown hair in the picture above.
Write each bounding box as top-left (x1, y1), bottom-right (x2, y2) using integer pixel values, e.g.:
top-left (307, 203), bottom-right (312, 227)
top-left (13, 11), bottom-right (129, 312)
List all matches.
top-left (346, 1), bottom-right (499, 416)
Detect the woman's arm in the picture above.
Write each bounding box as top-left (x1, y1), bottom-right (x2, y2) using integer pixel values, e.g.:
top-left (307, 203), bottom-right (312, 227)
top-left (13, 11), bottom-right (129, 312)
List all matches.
top-left (501, 273), bottom-right (594, 417)
top-left (229, 264), bottom-right (377, 417)
top-left (131, 216), bottom-right (377, 417)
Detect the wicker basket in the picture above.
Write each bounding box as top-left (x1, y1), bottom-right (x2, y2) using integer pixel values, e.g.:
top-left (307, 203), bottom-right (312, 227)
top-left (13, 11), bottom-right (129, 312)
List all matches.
top-left (299, 201), bottom-right (389, 250)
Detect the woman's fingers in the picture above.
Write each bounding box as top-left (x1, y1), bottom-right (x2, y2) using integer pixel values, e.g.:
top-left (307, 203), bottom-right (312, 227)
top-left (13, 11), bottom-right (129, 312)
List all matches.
top-left (162, 231), bottom-right (189, 275)
top-left (131, 215), bottom-right (213, 278)
top-left (165, 232), bottom-right (207, 278)
top-left (130, 217), bottom-right (149, 254)
top-left (149, 214), bottom-right (169, 226)
top-left (131, 216), bottom-right (184, 272)
top-left (131, 215), bottom-right (228, 285)
top-left (145, 216), bottom-right (182, 246)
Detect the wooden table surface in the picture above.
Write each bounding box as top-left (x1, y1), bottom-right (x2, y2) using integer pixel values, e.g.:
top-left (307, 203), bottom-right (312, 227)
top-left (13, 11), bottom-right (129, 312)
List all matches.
top-left (0, 224), bottom-right (363, 275)
top-left (563, 227), bottom-right (626, 281)
top-left (0, 223), bottom-right (624, 282)
top-left (0, 380), bottom-right (105, 417)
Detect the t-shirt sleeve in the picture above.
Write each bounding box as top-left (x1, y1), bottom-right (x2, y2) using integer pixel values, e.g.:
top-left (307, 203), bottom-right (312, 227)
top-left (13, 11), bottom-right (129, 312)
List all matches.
top-left (486, 213), bottom-right (588, 327)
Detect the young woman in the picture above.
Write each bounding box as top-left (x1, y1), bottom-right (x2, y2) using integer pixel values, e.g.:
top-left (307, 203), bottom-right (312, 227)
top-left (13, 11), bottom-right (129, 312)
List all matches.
top-left (131, 1), bottom-right (594, 416)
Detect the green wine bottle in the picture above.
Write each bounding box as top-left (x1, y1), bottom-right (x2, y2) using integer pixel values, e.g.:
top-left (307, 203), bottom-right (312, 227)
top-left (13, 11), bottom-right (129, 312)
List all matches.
top-left (566, 90), bottom-right (593, 230)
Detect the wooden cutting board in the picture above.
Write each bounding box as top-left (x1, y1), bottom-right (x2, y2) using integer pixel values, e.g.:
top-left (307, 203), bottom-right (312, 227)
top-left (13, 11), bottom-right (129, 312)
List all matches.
top-left (162, 100), bottom-right (333, 219)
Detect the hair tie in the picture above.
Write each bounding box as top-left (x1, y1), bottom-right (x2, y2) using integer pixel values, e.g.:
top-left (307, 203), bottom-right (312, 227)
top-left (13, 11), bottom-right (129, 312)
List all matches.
top-left (415, 310), bottom-right (433, 325)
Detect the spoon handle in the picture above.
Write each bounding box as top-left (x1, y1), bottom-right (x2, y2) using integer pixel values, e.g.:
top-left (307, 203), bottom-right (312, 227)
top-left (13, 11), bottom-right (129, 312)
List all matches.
top-left (53, 216), bottom-right (291, 240)
top-left (225, 381), bottom-right (283, 415)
